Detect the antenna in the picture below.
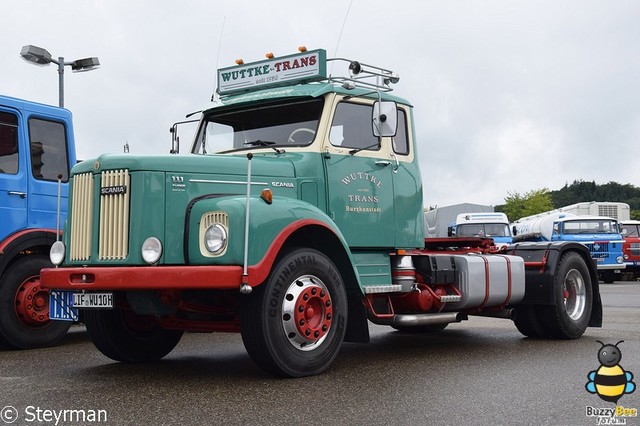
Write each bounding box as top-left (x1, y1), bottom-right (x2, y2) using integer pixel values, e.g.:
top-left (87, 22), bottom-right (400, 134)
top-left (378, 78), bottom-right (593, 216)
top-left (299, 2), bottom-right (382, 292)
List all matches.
top-left (211, 16), bottom-right (227, 102)
top-left (330, 0), bottom-right (354, 77)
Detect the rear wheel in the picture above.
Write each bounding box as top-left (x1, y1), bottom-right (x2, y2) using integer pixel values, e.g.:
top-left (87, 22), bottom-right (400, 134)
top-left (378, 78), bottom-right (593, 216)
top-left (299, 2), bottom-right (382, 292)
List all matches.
top-left (537, 252), bottom-right (593, 339)
top-left (513, 304), bottom-right (544, 338)
top-left (84, 301), bottom-right (182, 362)
top-left (241, 248), bottom-right (347, 377)
top-left (0, 255), bottom-right (71, 349)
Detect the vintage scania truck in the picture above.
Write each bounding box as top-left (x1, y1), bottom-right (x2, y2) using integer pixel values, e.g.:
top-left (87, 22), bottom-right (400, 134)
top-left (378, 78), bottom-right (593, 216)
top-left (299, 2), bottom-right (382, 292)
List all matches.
top-left (42, 48), bottom-right (602, 377)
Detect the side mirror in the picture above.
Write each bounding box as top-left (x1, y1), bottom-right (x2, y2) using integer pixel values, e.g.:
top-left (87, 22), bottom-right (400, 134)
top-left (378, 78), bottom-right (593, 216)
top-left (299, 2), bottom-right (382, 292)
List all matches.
top-left (511, 225), bottom-right (518, 236)
top-left (372, 101), bottom-right (397, 138)
top-left (447, 225), bottom-right (455, 237)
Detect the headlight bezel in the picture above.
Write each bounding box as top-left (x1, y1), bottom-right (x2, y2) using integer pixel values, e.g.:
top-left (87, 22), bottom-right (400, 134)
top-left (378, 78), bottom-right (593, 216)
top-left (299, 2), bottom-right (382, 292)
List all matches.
top-left (199, 211), bottom-right (229, 257)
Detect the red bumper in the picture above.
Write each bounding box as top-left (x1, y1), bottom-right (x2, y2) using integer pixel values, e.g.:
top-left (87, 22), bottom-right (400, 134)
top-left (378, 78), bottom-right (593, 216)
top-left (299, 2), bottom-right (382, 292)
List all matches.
top-left (41, 265), bottom-right (246, 291)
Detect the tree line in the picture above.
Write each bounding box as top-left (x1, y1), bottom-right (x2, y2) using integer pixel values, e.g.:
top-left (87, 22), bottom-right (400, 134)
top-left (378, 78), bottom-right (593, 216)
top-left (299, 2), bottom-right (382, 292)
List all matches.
top-left (495, 180), bottom-right (640, 222)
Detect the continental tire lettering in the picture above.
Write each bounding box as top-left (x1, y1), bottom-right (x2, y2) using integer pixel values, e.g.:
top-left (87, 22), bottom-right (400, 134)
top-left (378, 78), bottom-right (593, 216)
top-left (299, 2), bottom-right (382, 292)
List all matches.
top-left (268, 255), bottom-right (318, 318)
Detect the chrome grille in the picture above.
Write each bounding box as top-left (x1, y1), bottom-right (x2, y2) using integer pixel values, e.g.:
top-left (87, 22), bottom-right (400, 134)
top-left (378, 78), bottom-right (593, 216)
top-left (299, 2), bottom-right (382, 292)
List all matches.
top-left (69, 172), bottom-right (94, 261)
top-left (584, 242), bottom-right (609, 259)
top-left (99, 170), bottom-right (131, 260)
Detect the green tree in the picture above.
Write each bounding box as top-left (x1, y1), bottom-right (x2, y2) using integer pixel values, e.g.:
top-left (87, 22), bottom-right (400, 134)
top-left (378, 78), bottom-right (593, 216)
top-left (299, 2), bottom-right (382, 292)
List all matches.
top-left (499, 188), bottom-right (555, 222)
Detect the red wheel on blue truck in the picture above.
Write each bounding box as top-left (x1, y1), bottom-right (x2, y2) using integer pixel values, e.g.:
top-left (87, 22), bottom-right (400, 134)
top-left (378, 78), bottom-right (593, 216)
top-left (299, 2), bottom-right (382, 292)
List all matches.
top-left (240, 248), bottom-right (347, 377)
top-left (0, 255), bottom-right (70, 349)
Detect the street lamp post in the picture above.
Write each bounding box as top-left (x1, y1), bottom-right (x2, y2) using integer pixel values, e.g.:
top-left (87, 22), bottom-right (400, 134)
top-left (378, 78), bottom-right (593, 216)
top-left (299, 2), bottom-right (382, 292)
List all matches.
top-left (20, 44), bottom-right (100, 108)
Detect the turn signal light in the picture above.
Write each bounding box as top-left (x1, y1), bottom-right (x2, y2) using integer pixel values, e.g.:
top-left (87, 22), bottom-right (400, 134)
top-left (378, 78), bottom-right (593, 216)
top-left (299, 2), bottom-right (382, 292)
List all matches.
top-left (261, 188), bottom-right (273, 204)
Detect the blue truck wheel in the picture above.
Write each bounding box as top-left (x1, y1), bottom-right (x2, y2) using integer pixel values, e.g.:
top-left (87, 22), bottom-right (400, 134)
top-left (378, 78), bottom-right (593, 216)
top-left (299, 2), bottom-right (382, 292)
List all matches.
top-left (0, 255), bottom-right (71, 349)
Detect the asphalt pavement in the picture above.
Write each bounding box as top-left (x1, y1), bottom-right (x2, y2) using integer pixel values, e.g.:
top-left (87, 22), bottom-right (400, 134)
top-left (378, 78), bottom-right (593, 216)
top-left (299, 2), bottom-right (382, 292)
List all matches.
top-left (1, 281), bottom-right (638, 426)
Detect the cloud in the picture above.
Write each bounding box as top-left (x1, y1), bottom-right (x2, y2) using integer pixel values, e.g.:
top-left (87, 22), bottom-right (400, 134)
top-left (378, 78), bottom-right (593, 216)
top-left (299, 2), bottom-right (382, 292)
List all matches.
top-left (3, 0), bottom-right (640, 208)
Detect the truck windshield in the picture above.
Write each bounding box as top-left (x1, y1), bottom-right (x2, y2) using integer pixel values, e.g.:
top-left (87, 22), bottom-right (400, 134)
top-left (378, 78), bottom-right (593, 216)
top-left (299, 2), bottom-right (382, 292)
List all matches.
top-left (457, 223), bottom-right (510, 237)
top-left (563, 220), bottom-right (619, 235)
top-left (621, 224), bottom-right (640, 237)
top-left (191, 98), bottom-right (324, 154)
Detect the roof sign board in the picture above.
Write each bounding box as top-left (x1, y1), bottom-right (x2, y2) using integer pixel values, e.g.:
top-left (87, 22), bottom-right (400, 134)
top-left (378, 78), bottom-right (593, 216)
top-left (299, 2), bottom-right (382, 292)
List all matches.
top-left (217, 49), bottom-right (327, 95)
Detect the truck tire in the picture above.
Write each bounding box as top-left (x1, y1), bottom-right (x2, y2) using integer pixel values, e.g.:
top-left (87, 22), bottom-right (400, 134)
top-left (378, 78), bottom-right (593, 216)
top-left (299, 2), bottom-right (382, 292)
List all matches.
top-left (240, 248), bottom-right (348, 377)
top-left (513, 305), bottom-right (544, 338)
top-left (84, 303), bottom-right (183, 363)
top-left (537, 252), bottom-right (593, 339)
top-left (0, 255), bottom-right (71, 349)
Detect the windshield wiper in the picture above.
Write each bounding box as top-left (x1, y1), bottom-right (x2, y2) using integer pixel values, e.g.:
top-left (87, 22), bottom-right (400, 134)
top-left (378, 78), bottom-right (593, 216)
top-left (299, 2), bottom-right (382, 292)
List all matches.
top-left (244, 140), bottom-right (285, 154)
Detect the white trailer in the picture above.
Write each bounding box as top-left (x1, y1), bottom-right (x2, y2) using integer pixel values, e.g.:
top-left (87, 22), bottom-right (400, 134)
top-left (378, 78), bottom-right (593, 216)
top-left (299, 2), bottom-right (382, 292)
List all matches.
top-left (558, 202), bottom-right (630, 221)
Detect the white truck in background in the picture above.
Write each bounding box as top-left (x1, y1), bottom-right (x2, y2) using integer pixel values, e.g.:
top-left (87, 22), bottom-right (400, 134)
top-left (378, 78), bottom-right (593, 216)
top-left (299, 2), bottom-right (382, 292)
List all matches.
top-left (448, 212), bottom-right (513, 246)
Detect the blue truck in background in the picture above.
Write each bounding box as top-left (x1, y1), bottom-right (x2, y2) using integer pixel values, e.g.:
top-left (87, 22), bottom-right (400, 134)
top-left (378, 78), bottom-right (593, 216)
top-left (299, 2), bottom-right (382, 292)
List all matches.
top-left (0, 94), bottom-right (75, 348)
top-left (512, 211), bottom-right (625, 283)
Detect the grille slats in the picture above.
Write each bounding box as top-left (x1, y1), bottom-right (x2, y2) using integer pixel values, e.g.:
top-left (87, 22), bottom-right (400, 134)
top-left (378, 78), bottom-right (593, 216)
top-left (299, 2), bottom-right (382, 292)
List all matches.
top-left (70, 172), bottom-right (94, 261)
top-left (68, 169), bottom-right (131, 262)
top-left (99, 170), bottom-right (130, 260)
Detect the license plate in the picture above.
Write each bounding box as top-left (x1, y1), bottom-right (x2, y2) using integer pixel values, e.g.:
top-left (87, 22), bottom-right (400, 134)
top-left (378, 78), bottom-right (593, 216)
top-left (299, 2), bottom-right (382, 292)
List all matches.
top-left (73, 292), bottom-right (114, 309)
top-left (49, 290), bottom-right (79, 322)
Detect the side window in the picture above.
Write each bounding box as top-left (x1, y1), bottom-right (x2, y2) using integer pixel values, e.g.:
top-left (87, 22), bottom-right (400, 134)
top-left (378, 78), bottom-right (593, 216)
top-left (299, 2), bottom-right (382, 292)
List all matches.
top-left (0, 112), bottom-right (19, 175)
top-left (330, 102), bottom-right (379, 150)
top-left (392, 109), bottom-right (409, 155)
top-left (28, 118), bottom-right (69, 182)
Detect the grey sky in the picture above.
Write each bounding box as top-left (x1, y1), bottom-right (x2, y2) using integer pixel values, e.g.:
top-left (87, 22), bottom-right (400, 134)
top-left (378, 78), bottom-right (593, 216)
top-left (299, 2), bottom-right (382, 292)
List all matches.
top-left (3, 0), bottom-right (639, 208)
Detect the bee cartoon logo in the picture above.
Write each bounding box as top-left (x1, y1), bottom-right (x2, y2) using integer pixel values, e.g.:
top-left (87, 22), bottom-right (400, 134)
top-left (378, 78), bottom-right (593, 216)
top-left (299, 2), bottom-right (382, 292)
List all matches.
top-left (585, 340), bottom-right (636, 403)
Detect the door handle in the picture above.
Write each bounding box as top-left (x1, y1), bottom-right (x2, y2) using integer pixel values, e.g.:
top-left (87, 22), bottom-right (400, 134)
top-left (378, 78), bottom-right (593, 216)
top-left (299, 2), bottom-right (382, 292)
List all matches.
top-left (375, 160), bottom-right (391, 167)
top-left (8, 191), bottom-right (27, 199)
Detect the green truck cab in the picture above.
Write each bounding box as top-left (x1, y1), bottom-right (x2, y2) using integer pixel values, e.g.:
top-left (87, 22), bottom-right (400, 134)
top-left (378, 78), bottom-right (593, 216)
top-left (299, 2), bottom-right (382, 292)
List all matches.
top-left (42, 48), bottom-right (602, 377)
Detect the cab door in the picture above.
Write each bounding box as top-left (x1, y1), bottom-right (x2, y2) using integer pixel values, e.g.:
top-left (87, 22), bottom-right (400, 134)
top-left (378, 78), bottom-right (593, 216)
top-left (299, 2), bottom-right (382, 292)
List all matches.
top-left (25, 116), bottom-right (71, 230)
top-left (323, 99), bottom-right (395, 247)
top-left (0, 108), bottom-right (27, 240)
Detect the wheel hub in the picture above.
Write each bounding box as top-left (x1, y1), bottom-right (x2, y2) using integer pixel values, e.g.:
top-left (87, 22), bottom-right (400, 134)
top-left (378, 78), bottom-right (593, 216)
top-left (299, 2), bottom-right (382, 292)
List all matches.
top-left (563, 268), bottom-right (586, 321)
top-left (14, 275), bottom-right (51, 327)
top-left (282, 275), bottom-right (333, 351)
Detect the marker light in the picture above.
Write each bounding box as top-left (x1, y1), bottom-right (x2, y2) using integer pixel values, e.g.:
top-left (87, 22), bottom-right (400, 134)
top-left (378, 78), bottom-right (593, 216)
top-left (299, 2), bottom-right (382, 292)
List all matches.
top-left (265, 52), bottom-right (274, 59)
top-left (142, 237), bottom-right (163, 264)
top-left (261, 188), bottom-right (273, 204)
top-left (50, 241), bottom-right (65, 266)
top-left (235, 59), bottom-right (244, 65)
top-left (298, 46), bottom-right (307, 52)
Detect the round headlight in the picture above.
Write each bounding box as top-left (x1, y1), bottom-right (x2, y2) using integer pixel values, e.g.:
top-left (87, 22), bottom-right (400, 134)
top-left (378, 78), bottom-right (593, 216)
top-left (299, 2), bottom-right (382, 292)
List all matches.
top-left (50, 241), bottom-right (65, 266)
top-left (204, 224), bottom-right (227, 254)
top-left (142, 237), bottom-right (163, 264)
top-left (616, 256), bottom-right (624, 264)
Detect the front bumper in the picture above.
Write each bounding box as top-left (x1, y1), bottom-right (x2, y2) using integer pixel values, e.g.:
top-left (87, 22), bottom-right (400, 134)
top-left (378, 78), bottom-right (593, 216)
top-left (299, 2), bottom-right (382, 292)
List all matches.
top-left (41, 265), bottom-right (245, 291)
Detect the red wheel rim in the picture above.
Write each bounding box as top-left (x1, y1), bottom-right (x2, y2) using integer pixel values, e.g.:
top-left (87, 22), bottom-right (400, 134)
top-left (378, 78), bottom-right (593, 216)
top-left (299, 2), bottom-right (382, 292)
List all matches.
top-left (14, 274), bottom-right (51, 327)
top-left (281, 275), bottom-right (333, 351)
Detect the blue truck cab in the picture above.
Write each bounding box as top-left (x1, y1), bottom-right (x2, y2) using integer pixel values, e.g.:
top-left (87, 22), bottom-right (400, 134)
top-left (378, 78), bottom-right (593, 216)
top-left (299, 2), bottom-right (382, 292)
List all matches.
top-left (0, 94), bottom-right (76, 348)
top-left (513, 212), bottom-right (625, 283)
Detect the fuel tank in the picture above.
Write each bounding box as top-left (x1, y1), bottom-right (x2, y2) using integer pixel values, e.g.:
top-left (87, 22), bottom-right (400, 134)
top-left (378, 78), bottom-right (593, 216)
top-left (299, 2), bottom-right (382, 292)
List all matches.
top-left (414, 253), bottom-right (526, 311)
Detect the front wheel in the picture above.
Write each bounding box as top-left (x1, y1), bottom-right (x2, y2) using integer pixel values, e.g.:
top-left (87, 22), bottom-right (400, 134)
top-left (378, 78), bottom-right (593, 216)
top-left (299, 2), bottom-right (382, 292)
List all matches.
top-left (537, 252), bottom-right (593, 339)
top-left (241, 248), bottom-right (348, 377)
top-left (84, 301), bottom-right (183, 363)
top-left (0, 255), bottom-right (71, 349)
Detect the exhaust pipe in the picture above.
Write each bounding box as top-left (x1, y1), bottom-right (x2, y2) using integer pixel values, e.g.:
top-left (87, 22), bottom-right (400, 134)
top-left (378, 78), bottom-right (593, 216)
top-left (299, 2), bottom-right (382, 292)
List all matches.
top-left (370, 312), bottom-right (466, 327)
